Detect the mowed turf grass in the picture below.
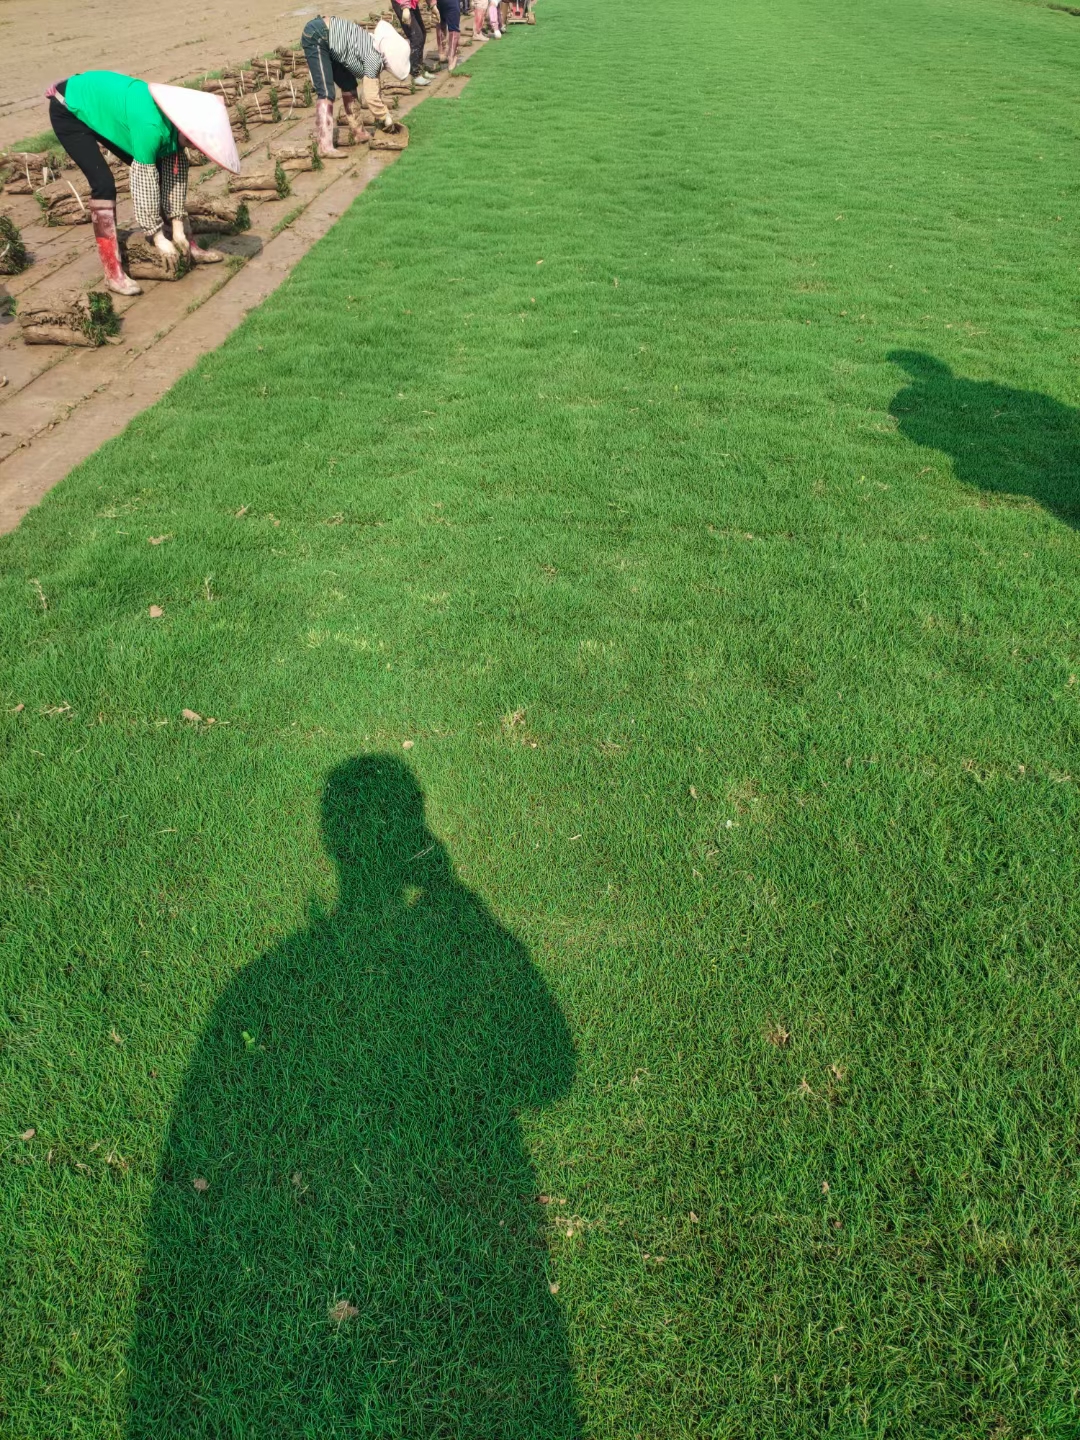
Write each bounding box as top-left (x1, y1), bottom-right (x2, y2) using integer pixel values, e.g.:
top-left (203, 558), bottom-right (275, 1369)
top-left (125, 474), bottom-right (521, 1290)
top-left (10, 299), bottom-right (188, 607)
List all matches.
top-left (2, 0), bottom-right (1079, 1433)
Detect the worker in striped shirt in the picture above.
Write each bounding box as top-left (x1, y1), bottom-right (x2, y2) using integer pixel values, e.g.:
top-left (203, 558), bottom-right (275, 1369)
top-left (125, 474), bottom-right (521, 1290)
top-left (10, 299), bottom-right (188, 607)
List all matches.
top-left (301, 17), bottom-right (412, 159)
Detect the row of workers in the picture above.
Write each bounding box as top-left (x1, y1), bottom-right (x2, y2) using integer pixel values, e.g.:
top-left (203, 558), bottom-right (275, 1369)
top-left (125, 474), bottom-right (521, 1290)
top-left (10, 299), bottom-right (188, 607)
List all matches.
top-left (388, 0), bottom-right (512, 84)
top-left (46, 16), bottom-right (418, 295)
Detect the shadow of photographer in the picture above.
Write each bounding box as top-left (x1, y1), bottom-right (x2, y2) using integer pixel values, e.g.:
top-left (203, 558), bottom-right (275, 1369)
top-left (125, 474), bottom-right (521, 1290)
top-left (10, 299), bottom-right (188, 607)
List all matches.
top-left (888, 351), bottom-right (1080, 527)
top-left (126, 755), bottom-right (579, 1438)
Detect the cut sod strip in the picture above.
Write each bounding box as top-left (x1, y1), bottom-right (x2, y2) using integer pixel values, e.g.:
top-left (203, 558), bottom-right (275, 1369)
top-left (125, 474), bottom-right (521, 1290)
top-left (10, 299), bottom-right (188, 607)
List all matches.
top-left (1, 0), bottom-right (1079, 1435)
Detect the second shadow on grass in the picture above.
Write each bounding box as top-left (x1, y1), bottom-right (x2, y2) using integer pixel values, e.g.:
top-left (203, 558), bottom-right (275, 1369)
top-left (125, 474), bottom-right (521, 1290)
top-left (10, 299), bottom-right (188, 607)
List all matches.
top-left (888, 351), bottom-right (1080, 526)
top-left (126, 756), bottom-right (579, 1439)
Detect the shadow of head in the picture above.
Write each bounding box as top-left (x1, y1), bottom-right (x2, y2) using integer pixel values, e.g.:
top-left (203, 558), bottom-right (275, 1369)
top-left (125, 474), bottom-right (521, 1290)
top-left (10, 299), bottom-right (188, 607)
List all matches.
top-left (322, 754), bottom-right (431, 879)
top-left (888, 349), bottom-right (953, 383)
top-left (887, 350), bottom-right (1080, 526)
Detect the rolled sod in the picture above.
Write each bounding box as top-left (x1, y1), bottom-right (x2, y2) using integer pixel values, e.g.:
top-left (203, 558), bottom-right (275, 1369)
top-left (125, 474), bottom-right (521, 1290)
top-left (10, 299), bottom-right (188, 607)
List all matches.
top-left (18, 287), bottom-right (119, 345)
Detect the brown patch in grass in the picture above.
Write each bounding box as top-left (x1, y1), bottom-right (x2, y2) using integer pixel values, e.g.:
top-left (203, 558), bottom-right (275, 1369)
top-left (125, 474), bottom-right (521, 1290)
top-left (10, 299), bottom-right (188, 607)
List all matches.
top-left (501, 707), bottom-right (539, 748)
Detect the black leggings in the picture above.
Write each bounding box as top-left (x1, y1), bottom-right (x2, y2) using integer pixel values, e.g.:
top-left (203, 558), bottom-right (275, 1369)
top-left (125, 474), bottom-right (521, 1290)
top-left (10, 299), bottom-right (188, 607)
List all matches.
top-left (49, 86), bottom-right (131, 203)
top-left (392, 2), bottom-right (427, 74)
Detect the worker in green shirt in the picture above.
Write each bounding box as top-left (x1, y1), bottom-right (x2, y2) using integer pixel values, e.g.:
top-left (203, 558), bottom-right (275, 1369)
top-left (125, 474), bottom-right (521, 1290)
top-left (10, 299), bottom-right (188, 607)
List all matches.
top-left (47, 71), bottom-right (240, 295)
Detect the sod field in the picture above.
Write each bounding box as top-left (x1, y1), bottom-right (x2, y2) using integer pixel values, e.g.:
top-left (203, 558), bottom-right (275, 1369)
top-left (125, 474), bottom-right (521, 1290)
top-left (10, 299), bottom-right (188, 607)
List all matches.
top-left (2, 0), bottom-right (1078, 1433)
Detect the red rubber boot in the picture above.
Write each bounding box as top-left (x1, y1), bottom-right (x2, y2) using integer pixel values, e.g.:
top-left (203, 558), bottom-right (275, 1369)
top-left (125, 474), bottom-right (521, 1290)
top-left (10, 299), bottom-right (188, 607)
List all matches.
top-left (89, 199), bottom-right (141, 296)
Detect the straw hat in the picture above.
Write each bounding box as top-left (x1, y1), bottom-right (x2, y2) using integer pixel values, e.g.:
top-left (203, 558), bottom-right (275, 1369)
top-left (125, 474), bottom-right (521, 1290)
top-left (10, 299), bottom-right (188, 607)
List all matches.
top-left (148, 83), bottom-right (242, 173)
top-left (373, 20), bottom-right (412, 81)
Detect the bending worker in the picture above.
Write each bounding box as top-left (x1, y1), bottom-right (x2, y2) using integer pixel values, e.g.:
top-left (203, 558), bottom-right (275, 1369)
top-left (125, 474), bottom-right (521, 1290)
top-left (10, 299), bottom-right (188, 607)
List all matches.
top-left (392, 0), bottom-right (432, 86)
top-left (48, 72), bottom-right (240, 296)
top-left (301, 16), bottom-right (411, 158)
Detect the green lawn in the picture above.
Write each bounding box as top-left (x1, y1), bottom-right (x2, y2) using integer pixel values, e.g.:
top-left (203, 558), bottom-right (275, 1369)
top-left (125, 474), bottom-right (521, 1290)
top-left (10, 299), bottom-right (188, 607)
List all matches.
top-left (2, 0), bottom-right (1079, 1434)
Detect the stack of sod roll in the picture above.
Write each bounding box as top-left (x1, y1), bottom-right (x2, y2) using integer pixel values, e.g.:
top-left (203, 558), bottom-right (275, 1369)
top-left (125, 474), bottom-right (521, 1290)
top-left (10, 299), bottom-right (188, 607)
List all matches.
top-left (232, 90), bottom-right (283, 128)
top-left (186, 195), bottom-right (251, 233)
top-left (275, 46), bottom-right (312, 76)
top-left (0, 150), bottom-right (73, 195)
top-left (269, 141), bottom-right (321, 174)
top-left (200, 64), bottom-right (313, 144)
top-left (227, 160), bottom-right (291, 201)
top-left (36, 173), bottom-right (92, 226)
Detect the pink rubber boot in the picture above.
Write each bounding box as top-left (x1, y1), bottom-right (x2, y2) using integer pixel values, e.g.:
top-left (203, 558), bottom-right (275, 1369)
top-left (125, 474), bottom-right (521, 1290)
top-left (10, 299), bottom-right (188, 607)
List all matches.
top-left (488, 3), bottom-right (501, 34)
top-left (172, 217), bottom-right (225, 264)
top-left (341, 90), bottom-right (371, 143)
top-left (315, 97), bottom-right (348, 158)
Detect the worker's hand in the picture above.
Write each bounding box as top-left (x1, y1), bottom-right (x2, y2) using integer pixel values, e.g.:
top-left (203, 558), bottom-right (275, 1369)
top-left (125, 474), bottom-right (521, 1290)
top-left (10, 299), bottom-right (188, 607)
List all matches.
top-left (170, 218), bottom-right (190, 256)
top-left (400, 8), bottom-right (411, 23)
top-left (381, 114), bottom-right (398, 132)
top-left (153, 230), bottom-right (179, 258)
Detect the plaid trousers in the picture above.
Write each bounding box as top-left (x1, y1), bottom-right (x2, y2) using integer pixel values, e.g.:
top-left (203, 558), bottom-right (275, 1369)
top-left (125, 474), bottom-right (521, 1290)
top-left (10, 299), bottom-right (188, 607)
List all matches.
top-left (130, 150), bottom-right (189, 235)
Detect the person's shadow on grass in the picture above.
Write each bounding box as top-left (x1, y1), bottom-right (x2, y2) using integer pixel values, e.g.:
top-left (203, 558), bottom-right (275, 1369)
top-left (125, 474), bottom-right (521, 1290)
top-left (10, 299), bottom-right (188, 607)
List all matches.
top-left (125, 756), bottom-right (579, 1439)
top-left (888, 351), bottom-right (1080, 526)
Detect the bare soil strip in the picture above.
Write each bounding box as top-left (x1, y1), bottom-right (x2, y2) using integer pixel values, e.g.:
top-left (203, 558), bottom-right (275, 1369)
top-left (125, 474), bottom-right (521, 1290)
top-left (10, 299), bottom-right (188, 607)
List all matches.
top-left (0, 69), bottom-right (475, 535)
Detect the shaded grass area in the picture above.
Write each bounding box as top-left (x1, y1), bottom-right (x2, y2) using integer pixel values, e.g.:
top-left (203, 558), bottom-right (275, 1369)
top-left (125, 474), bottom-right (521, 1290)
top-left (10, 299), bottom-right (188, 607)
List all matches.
top-left (2, 0), bottom-right (1080, 1434)
top-left (126, 756), bottom-right (579, 1437)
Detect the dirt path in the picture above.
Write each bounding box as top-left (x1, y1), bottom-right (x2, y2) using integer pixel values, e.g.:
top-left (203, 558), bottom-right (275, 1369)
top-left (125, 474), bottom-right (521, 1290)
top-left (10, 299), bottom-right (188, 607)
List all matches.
top-left (0, 0), bottom-right (379, 151)
top-left (0, 62), bottom-right (481, 534)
